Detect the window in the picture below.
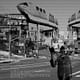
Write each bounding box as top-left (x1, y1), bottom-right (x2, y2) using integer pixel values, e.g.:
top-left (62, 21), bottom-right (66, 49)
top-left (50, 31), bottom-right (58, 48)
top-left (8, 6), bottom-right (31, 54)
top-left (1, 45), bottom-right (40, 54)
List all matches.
top-left (31, 27), bottom-right (33, 30)
top-left (43, 9), bottom-right (46, 13)
top-left (77, 10), bottom-right (80, 19)
top-left (71, 13), bottom-right (76, 21)
top-left (36, 6), bottom-right (39, 11)
top-left (40, 8), bottom-right (42, 12)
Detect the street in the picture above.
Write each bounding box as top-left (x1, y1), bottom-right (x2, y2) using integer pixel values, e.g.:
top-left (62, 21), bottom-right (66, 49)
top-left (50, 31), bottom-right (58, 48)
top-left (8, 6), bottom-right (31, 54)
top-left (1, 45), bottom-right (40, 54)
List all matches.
top-left (0, 50), bottom-right (80, 80)
top-left (0, 0), bottom-right (80, 80)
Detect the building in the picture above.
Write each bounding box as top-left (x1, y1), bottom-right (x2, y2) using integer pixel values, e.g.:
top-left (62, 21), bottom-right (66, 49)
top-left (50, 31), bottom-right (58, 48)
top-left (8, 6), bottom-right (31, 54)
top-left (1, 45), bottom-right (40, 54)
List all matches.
top-left (17, 1), bottom-right (59, 46)
top-left (0, 14), bottom-right (27, 56)
top-left (68, 10), bottom-right (80, 49)
top-left (0, 1), bottom-right (59, 56)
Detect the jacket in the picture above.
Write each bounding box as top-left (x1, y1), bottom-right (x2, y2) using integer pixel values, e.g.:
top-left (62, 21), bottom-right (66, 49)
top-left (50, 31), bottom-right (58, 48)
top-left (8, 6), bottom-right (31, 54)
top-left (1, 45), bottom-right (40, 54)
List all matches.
top-left (57, 54), bottom-right (72, 77)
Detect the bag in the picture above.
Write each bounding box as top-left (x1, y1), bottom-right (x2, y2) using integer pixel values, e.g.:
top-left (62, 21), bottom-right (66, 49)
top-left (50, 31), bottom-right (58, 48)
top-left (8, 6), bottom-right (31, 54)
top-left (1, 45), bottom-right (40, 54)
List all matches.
top-left (50, 59), bottom-right (56, 67)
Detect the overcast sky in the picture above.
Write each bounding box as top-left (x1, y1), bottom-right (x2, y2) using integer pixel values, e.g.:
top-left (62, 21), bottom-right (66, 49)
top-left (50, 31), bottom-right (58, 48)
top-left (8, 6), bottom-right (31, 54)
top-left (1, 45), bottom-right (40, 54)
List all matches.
top-left (0, 0), bottom-right (80, 33)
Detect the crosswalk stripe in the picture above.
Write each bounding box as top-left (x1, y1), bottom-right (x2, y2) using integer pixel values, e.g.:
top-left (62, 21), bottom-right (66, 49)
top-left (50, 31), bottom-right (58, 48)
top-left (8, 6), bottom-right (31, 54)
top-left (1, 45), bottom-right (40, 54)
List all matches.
top-left (72, 71), bottom-right (80, 76)
top-left (75, 75), bottom-right (80, 77)
top-left (0, 62), bottom-right (50, 71)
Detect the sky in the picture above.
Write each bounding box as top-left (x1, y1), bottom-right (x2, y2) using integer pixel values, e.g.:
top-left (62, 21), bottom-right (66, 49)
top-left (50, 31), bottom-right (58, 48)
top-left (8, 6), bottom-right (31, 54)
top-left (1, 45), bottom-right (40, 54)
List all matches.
top-left (0, 0), bottom-right (80, 34)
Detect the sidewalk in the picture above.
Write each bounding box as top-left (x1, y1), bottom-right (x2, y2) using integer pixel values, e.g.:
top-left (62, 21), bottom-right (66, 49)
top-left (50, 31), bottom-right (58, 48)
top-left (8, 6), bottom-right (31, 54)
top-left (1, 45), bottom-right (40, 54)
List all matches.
top-left (0, 50), bottom-right (46, 63)
top-left (1, 48), bottom-right (80, 63)
top-left (0, 53), bottom-right (47, 64)
top-left (0, 54), bottom-right (80, 64)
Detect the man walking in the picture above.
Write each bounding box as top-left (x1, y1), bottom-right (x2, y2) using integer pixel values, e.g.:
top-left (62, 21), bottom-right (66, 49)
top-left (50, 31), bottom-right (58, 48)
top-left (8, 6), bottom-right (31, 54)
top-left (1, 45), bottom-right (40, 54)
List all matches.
top-left (56, 46), bottom-right (72, 80)
top-left (49, 44), bottom-right (57, 67)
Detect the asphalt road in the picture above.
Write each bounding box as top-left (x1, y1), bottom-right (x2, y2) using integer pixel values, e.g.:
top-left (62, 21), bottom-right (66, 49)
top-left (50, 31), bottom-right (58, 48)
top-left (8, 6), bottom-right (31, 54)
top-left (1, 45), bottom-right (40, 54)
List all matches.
top-left (0, 56), bottom-right (80, 80)
top-left (0, 49), bottom-right (80, 80)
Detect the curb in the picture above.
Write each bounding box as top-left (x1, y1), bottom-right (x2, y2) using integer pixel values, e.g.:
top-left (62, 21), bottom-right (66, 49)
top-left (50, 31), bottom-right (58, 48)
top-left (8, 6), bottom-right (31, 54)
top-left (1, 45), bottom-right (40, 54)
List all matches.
top-left (0, 59), bottom-right (14, 63)
top-left (0, 56), bottom-right (47, 64)
top-left (15, 56), bottom-right (47, 62)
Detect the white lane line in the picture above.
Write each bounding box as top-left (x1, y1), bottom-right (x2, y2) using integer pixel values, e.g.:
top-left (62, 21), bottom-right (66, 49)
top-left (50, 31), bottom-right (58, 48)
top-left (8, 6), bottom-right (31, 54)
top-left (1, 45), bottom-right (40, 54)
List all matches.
top-left (34, 70), bottom-right (46, 72)
top-left (0, 62), bottom-right (48, 70)
top-left (0, 61), bottom-right (78, 71)
top-left (75, 75), bottom-right (80, 77)
top-left (0, 62), bottom-right (50, 71)
top-left (34, 69), bottom-right (50, 73)
top-left (72, 71), bottom-right (80, 76)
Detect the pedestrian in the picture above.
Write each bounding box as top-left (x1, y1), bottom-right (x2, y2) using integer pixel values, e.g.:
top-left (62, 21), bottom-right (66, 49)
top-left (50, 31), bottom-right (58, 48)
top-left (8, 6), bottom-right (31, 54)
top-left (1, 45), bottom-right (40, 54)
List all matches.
top-left (56, 46), bottom-right (72, 80)
top-left (25, 38), bottom-right (34, 57)
top-left (75, 47), bottom-right (78, 54)
top-left (49, 45), bottom-right (57, 67)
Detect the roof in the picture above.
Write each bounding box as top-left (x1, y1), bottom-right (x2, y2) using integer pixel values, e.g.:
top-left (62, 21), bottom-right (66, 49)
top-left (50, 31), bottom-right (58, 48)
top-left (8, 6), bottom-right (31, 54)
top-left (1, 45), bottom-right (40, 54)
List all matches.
top-left (21, 11), bottom-right (58, 29)
top-left (68, 18), bottom-right (80, 26)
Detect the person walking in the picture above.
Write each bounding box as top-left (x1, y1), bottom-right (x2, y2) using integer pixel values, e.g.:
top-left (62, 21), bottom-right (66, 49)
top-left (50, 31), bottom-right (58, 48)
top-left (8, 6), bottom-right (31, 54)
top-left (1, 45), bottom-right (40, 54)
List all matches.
top-left (49, 45), bottom-right (57, 67)
top-left (56, 46), bottom-right (72, 80)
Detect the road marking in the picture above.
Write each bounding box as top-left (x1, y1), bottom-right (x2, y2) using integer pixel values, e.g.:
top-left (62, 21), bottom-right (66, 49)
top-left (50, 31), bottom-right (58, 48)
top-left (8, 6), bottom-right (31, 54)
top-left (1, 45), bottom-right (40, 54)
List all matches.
top-left (34, 69), bottom-right (50, 73)
top-left (34, 70), bottom-right (46, 72)
top-left (75, 75), bottom-right (80, 77)
top-left (72, 71), bottom-right (80, 76)
top-left (0, 62), bottom-right (50, 71)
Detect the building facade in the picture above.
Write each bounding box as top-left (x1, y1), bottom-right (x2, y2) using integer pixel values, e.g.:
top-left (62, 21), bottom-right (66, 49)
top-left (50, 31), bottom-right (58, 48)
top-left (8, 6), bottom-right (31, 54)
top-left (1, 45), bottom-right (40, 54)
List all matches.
top-left (0, 13), bottom-right (58, 56)
top-left (68, 10), bottom-right (80, 49)
top-left (0, 1), bottom-right (59, 56)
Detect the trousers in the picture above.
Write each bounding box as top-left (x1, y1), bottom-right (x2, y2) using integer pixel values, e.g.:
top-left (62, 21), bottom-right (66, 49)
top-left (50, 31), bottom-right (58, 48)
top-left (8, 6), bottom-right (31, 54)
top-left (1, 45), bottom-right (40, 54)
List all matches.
top-left (58, 76), bottom-right (71, 80)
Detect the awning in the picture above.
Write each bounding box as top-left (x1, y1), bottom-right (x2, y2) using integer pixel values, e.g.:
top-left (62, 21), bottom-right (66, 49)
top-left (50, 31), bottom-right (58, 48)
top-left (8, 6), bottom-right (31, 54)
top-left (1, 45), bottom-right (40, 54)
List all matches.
top-left (68, 18), bottom-right (80, 26)
top-left (17, 6), bottom-right (58, 28)
top-left (28, 14), bottom-right (58, 28)
top-left (72, 23), bottom-right (80, 27)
